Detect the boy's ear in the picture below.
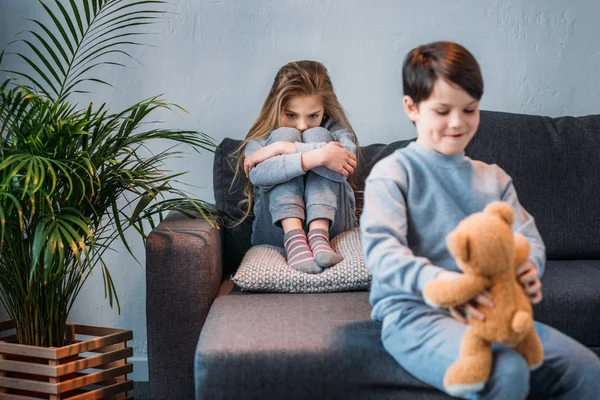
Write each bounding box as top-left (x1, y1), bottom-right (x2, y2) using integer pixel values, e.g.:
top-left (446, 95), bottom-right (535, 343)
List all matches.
top-left (403, 95), bottom-right (419, 123)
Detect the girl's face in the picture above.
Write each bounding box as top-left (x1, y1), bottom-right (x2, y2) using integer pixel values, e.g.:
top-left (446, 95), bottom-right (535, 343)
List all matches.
top-left (404, 78), bottom-right (480, 156)
top-left (280, 95), bottom-right (324, 132)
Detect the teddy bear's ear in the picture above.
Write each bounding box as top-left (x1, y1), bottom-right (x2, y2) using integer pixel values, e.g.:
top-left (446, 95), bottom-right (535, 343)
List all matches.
top-left (447, 230), bottom-right (470, 262)
top-left (484, 201), bottom-right (514, 226)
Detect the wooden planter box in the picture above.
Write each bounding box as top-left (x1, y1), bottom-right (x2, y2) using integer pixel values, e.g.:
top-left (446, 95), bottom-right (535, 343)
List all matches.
top-left (0, 320), bottom-right (133, 399)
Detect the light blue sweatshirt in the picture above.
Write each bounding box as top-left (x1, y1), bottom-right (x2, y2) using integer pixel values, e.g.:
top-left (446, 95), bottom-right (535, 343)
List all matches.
top-left (360, 141), bottom-right (546, 322)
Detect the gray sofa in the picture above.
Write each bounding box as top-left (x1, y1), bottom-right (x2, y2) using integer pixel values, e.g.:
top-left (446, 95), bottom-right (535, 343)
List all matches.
top-left (146, 110), bottom-right (600, 399)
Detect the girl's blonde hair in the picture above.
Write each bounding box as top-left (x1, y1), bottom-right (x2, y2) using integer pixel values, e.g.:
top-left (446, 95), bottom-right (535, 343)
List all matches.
top-left (233, 60), bottom-right (358, 225)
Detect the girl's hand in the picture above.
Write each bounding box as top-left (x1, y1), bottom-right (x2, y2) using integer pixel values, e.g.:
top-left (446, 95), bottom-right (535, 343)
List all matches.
top-left (516, 260), bottom-right (543, 304)
top-left (244, 142), bottom-right (293, 177)
top-left (318, 142), bottom-right (357, 176)
top-left (436, 270), bottom-right (495, 324)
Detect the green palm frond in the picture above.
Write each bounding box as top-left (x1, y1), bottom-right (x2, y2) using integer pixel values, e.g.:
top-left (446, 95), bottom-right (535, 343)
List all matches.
top-left (0, 1), bottom-right (217, 347)
top-left (4, 0), bottom-right (167, 102)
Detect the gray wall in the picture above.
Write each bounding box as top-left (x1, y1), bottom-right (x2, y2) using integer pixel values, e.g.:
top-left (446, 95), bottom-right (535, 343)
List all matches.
top-left (1, 0), bottom-right (599, 381)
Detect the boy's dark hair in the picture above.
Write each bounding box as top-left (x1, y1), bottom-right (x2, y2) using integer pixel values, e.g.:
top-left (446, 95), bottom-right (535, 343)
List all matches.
top-left (402, 41), bottom-right (483, 104)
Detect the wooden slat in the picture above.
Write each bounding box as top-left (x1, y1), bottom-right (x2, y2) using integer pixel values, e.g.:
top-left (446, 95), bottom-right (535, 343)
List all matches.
top-left (102, 342), bottom-right (126, 400)
top-left (0, 342), bottom-right (57, 360)
top-left (72, 325), bottom-right (129, 337)
top-left (56, 347), bottom-right (133, 377)
top-left (55, 364), bottom-right (132, 393)
top-left (89, 342), bottom-right (124, 355)
top-left (0, 376), bottom-right (58, 394)
top-left (0, 322), bottom-right (133, 397)
top-left (55, 331), bottom-right (132, 359)
top-left (0, 392), bottom-right (38, 399)
top-left (61, 380), bottom-right (133, 400)
top-left (49, 359), bottom-right (58, 400)
top-left (0, 353), bottom-right (5, 395)
top-left (0, 359), bottom-right (57, 377)
top-left (65, 324), bottom-right (76, 343)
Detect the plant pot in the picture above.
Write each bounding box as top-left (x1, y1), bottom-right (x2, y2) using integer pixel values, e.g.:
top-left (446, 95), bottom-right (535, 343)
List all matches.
top-left (0, 320), bottom-right (133, 399)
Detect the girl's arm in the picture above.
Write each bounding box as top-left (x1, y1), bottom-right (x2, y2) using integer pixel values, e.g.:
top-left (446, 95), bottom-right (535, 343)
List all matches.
top-left (243, 141), bottom-right (295, 176)
top-left (245, 127), bottom-right (356, 190)
top-left (246, 141), bottom-right (354, 190)
top-left (294, 119), bottom-right (356, 154)
top-left (244, 138), bottom-right (304, 191)
top-left (328, 120), bottom-right (357, 155)
top-left (294, 120), bottom-right (357, 182)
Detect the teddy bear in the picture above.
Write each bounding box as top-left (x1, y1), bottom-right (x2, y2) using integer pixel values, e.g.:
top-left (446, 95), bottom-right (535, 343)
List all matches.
top-left (423, 201), bottom-right (544, 396)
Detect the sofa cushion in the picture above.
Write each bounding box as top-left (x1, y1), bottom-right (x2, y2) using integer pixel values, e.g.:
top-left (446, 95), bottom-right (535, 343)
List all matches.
top-left (231, 228), bottom-right (370, 293)
top-left (467, 111), bottom-right (600, 259)
top-left (194, 291), bottom-right (450, 400)
top-left (534, 259), bottom-right (600, 350)
top-left (212, 139), bottom-right (254, 276)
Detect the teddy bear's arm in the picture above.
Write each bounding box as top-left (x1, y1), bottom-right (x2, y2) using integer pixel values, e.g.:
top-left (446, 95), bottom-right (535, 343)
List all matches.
top-left (423, 274), bottom-right (491, 308)
top-left (513, 233), bottom-right (531, 269)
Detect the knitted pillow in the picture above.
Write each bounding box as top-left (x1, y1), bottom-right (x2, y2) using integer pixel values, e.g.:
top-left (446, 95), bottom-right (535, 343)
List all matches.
top-left (232, 228), bottom-right (370, 293)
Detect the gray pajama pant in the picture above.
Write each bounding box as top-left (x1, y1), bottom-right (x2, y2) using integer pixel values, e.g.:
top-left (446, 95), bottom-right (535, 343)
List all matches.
top-left (250, 127), bottom-right (358, 247)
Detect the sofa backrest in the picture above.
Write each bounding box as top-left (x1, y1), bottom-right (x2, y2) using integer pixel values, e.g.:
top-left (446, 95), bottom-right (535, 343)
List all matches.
top-left (214, 110), bottom-right (600, 275)
top-left (466, 111), bottom-right (600, 261)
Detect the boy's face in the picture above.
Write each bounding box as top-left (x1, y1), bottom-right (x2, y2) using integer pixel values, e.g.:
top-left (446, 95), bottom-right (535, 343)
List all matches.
top-left (280, 95), bottom-right (324, 133)
top-left (403, 78), bottom-right (480, 156)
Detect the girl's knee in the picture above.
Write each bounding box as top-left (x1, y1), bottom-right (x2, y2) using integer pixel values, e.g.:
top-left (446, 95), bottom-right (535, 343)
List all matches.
top-left (302, 127), bottom-right (332, 143)
top-left (269, 127), bottom-right (301, 142)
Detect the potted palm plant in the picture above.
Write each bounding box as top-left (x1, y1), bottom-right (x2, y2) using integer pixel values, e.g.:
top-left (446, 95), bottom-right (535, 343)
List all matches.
top-left (0, 0), bottom-right (214, 396)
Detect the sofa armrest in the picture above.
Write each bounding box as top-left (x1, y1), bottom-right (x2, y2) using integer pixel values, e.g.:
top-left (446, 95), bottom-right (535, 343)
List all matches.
top-left (146, 210), bottom-right (222, 400)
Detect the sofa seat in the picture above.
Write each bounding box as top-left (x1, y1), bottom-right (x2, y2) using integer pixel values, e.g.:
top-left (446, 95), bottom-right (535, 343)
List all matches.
top-left (194, 291), bottom-right (450, 400)
top-left (194, 260), bottom-right (600, 400)
top-left (535, 260), bottom-right (600, 354)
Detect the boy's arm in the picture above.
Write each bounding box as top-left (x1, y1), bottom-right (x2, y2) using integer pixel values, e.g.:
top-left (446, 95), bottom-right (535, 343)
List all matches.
top-left (361, 175), bottom-right (445, 300)
top-left (245, 138), bottom-right (305, 191)
top-left (500, 174), bottom-right (546, 277)
top-left (294, 120), bottom-right (356, 182)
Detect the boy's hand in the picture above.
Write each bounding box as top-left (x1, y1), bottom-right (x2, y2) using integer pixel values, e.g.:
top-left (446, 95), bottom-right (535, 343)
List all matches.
top-left (516, 260), bottom-right (543, 304)
top-left (244, 142), bottom-right (292, 177)
top-left (436, 270), bottom-right (494, 324)
top-left (318, 142), bottom-right (357, 176)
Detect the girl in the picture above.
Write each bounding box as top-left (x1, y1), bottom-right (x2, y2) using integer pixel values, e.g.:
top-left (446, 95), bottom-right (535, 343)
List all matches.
top-left (235, 60), bottom-right (358, 274)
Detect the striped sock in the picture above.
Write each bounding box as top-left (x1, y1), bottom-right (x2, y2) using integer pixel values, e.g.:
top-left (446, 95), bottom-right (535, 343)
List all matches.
top-left (308, 229), bottom-right (343, 268)
top-left (284, 229), bottom-right (323, 274)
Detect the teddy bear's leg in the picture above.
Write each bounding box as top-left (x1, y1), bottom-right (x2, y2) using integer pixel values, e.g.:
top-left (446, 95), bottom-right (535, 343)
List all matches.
top-left (513, 329), bottom-right (544, 370)
top-left (444, 329), bottom-right (492, 397)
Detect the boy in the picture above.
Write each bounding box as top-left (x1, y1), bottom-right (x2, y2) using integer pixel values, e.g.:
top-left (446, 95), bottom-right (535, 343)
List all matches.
top-left (360, 41), bottom-right (600, 399)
